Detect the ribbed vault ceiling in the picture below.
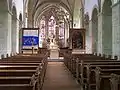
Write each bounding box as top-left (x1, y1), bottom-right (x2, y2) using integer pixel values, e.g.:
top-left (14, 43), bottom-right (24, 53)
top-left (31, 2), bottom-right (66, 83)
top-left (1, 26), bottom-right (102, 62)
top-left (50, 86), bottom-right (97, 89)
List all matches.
top-left (27, 0), bottom-right (76, 24)
top-left (27, 0), bottom-right (83, 27)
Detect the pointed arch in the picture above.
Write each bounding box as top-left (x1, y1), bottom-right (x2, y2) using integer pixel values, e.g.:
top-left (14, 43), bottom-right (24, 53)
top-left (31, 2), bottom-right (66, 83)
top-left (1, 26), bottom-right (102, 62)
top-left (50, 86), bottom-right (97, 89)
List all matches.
top-left (84, 12), bottom-right (89, 25)
top-left (19, 13), bottom-right (22, 21)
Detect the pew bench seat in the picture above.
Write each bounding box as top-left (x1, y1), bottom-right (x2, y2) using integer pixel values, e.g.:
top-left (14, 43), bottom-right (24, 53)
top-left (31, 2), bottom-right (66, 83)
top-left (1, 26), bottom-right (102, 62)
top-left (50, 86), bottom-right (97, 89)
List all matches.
top-left (0, 76), bottom-right (31, 84)
top-left (0, 65), bottom-right (38, 70)
top-left (0, 84), bottom-right (33, 90)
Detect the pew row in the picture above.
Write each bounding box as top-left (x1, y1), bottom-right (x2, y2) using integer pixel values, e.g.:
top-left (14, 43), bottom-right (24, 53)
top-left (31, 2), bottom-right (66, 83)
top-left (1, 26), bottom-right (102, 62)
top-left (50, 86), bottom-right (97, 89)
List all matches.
top-left (64, 53), bottom-right (120, 90)
top-left (0, 53), bottom-right (48, 90)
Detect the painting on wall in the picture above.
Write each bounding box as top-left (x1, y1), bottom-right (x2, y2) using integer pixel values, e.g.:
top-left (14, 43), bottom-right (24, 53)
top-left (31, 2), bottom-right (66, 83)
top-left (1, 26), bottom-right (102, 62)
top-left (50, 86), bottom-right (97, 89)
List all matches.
top-left (69, 28), bottom-right (86, 49)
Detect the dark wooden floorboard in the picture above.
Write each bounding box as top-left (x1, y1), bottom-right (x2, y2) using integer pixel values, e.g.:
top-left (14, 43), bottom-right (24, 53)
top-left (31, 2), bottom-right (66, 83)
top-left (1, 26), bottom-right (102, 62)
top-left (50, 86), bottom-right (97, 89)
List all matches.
top-left (42, 62), bottom-right (81, 90)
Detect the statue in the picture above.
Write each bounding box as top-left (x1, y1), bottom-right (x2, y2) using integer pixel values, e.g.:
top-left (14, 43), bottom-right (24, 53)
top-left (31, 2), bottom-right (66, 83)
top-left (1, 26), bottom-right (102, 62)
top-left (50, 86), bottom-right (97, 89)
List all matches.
top-left (49, 33), bottom-right (56, 45)
top-left (48, 33), bottom-right (59, 50)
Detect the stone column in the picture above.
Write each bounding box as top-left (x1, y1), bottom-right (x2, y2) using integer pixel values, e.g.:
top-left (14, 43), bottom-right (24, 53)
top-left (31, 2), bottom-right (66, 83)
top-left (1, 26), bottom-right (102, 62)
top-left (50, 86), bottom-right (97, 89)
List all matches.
top-left (87, 20), bottom-right (92, 53)
top-left (80, 8), bottom-right (84, 28)
top-left (45, 19), bottom-right (48, 39)
top-left (85, 20), bottom-right (92, 53)
top-left (7, 11), bottom-right (12, 56)
top-left (97, 12), bottom-right (103, 55)
top-left (19, 29), bottom-right (22, 53)
top-left (19, 19), bottom-right (23, 53)
top-left (16, 19), bottom-right (19, 53)
top-left (11, 16), bottom-right (17, 54)
top-left (64, 22), bottom-right (69, 47)
top-left (112, 2), bottom-right (120, 59)
top-left (0, 10), bottom-right (11, 57)
top-left (55, 22), bottom-right (59, 45)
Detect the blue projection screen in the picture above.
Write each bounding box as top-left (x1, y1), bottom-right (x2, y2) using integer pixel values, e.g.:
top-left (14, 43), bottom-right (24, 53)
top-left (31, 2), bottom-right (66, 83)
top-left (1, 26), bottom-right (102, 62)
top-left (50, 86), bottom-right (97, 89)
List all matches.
top-left (22, 29), bottom-right (39, 49)
top-left (22, 36), bottom-right (39, 46)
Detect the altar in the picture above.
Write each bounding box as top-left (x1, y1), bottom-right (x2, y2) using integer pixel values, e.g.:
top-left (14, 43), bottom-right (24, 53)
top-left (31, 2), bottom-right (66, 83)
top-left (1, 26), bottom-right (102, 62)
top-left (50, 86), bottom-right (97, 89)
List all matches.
top-left (49, 38), bottom-right (59, 59)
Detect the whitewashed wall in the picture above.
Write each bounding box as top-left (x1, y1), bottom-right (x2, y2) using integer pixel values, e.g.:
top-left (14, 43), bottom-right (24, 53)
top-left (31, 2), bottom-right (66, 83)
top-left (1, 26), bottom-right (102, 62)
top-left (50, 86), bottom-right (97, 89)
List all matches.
top-left (0, 0), bottom-right (23, 58)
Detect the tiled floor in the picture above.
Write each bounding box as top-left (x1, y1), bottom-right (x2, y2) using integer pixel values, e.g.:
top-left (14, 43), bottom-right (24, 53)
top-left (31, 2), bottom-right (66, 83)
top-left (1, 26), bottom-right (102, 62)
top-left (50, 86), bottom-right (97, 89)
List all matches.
top-left (42, 62), bottom-right (81, 90)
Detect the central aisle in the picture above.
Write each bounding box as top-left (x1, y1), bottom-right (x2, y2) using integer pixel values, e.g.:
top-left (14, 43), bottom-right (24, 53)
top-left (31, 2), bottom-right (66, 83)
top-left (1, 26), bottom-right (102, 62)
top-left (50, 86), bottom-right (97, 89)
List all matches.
top-left (42, 62), bottom-right (80, 90)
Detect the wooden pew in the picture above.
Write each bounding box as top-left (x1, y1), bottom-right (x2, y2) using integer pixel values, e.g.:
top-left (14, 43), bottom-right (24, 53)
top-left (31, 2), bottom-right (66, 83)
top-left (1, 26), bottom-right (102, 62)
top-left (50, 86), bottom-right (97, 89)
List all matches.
top-left (0, 66), bottom-right (45, 90)
top-left (0, 74), bottom-right (38, 90)
top-left (0, 63), bottom-right (41, 66)
top-left (0, 55), bottom-right (47, 90)
top-left (81, 65), bottom-right (120, 90)
top-left (7, 60), bottom-right (43, 62)
top-left (64, 53), bottom-right (120, 90)
top-left (64, 58), bottom-right (119, 89)
top-left (0, 77), bottom-right (32, 84)
top-left (77, 60), bottom-right (120, 88)
top-left (64, 54), bottom-right (114, 73)
top-left (95, 67), bottom-right (120, 90)
top-left (0, 70), bottom-right (37, 77)
top-left (0, 84), bottom-right (33, 90)
top-left (0, 65), bottom-right (38, 70)
top-left (66, 58), bottom-right (118, 78)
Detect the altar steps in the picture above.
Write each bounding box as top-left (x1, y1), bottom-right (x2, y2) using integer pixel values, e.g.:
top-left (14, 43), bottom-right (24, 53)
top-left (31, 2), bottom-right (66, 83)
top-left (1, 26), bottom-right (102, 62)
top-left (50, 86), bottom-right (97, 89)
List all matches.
top-left (48, 57), bottom-right (64, 62)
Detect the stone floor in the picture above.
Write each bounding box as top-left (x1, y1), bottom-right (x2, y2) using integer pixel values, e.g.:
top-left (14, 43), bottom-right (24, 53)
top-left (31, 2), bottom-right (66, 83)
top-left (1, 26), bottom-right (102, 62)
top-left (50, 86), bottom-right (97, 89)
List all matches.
top-left (42, 62), bottom-right (81, 90)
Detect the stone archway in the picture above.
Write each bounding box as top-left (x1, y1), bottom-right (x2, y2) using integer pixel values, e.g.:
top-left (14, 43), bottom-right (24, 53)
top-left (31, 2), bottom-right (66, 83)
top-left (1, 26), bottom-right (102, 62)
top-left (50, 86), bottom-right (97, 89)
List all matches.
top-left (92, 8), bottom-right (98, 53)
top-left (11, 6), bottom-right (17, 54)
top-left (102, 0), bottom-right (112, 55)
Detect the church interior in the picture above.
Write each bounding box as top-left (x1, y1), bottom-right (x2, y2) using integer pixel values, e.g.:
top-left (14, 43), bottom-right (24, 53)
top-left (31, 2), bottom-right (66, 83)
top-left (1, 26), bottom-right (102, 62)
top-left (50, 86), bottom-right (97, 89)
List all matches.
top-left (0, 0), bottom-right (120, 90)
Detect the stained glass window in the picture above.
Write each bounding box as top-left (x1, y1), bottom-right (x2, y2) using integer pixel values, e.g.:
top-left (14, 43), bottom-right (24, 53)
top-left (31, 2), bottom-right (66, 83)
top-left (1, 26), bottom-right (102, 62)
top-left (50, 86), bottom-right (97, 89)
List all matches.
top-left (48, 16), bottom-right (56, 37)
top-left (59, 22), bottom-right (64, 39)
top-left (40, 18), bottom-right (45, 39)
top-left (59, 21), bottom-right (65, 47)
top-left (39, 15), bottom-right (65, 48)
top-left (39, 16), bottom-right (46, 47)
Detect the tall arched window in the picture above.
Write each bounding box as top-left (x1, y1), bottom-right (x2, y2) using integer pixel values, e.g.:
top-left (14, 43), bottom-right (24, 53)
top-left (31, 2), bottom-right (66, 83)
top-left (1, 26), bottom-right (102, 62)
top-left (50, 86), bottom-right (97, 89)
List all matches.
top-left (40, 17), bottom-right (46, 39)
top-left (48, 16), bottom-right (56, 37)
top-left (39, 16), bottom-right (46, 47)
top-left (59, 21), bottom-right (65, 47)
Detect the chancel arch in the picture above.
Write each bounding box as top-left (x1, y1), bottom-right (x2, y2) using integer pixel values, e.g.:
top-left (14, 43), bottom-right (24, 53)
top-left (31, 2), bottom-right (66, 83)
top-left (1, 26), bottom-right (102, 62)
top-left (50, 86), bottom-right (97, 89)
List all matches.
top-left (34, 4), bottom-right (70, 48)
top-left (38, 14), bottom-right (66, 48)
top-left (91, 7), bottom-right (98, 53)
top-left (102, 0), bottom-right (112, 55)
